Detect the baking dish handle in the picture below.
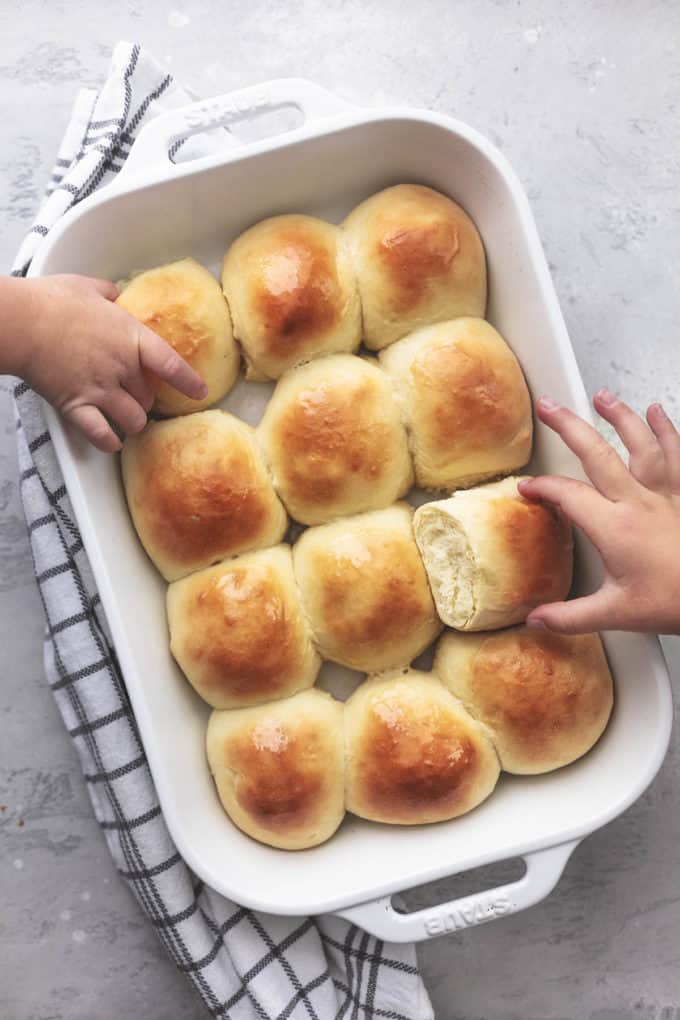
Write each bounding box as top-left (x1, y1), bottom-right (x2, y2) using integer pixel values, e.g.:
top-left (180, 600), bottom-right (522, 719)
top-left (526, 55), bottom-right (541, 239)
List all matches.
top-left (334, 840), bottom-right (579, 942)
top-left (115, 78), bottom-right (355, 184)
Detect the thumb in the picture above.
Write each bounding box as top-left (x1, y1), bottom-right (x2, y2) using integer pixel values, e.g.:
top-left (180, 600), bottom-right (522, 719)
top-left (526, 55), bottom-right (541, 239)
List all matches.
top-left (526, 588), bottom-right (619, 635)
top-left (77, 275), bottom-right (119, 301)
top-left (91, 277), bottom-right (119, 301)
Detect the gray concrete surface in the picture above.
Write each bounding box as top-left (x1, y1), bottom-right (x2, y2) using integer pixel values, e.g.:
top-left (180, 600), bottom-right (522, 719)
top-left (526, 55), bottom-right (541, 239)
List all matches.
top-left (2, 2), bottom-right (680, 1017)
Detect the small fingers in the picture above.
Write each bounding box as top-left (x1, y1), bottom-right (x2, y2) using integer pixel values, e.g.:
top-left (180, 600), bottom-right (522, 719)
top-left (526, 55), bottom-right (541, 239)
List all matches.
top-left (536, 396), bottom-right (638, 500)
top-left (593, 388), bottom-right (657, 457)
top-left (100, 389), bottom-right (148, 437)
top-left (518, 474), bottom-right (611, 547)
top-left (647, 402), bottom-right (680, 493)
top-left (123, 373), bottom-right (156, 414)
top-left (137, 327), bottom-right (208, 401)
top-left (63, 404), bottom-right (122, 453)
top-left (83, 276), bottom-right (119, 302)
top-left (594, 389), bottom-right (668, 492)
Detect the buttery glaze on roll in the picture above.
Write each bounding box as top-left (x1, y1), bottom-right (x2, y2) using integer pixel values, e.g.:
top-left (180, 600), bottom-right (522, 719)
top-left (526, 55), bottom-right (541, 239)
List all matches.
top-left (257, 354), bottom-right (413, 525)
top-left (116, 257), bottom-right (239, 416)
top-left (344, 669), bottom-right (500, 824)
top-left (414, 476), bottom-right (573, 631)
top-left (206, 689), bottom-right (345, 849)
top-left (167, 545), bottom-right (320, 709)
top-left (121, 410), bottom-right (287, 582)
top-left (379, 318), bottom-right (532, 490)
top-left (292, 503), bottom-right (441, 672)
top-left (342, 184), bottom-right (487, 350)
top-left (221, 214), bottom-right (361, 380)
top-left (435, 628), bottom-right (613, 774)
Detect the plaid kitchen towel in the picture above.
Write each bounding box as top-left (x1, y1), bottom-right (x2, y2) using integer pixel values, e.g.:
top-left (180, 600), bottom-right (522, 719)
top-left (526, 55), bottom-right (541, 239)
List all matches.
top-left (11, 41), bottom-right (434, 1020)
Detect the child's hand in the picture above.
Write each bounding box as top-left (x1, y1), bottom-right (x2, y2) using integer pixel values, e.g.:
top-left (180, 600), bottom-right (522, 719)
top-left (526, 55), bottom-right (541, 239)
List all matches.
top-left (518, 390), bottom-right (680, 635)
top-left (7, 274), bottom-right (208, 452)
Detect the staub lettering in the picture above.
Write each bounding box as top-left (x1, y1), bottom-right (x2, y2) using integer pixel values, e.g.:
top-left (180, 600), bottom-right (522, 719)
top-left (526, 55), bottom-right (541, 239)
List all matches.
top-left (424, 894), bottom-right (512, 937)
top-left (185, 94), bottom-right (269, 131)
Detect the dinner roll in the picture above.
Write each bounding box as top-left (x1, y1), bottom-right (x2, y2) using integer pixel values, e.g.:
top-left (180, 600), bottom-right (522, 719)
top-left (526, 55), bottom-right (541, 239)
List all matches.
top-left (167, 545), bottom-right (320, 709)
top-left (121, 410), bottom-right (287, 582)
top-left (414, 477), bottom-right (573, 631)
top-left (293, 504), bottom-right (441, 671)
top-left (435, 628), bottom-right (613, 774)
top-left (342, 184), bottom-right (486, 350)
top-left (116, 257), bottom-right (239, 416)
top-left (221, 214), bottom-right (361, 380)
top-left (379, 318), bottom-right (532, 490)
top-left (344, 670), bottom-right (500, 824)
top-left (206, 689), bottom-right (345, 849)
top-left (257, 354), bottom-right (413, 525)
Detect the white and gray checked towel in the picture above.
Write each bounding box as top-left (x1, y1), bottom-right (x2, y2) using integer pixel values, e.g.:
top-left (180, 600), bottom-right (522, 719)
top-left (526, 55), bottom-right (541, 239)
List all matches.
top-left (11, 41), bottom-right (434, 1020)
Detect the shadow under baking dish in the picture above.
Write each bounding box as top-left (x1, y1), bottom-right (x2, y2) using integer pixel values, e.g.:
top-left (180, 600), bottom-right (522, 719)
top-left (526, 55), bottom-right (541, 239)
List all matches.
top-left (31, 107), bottom-right (672, 918)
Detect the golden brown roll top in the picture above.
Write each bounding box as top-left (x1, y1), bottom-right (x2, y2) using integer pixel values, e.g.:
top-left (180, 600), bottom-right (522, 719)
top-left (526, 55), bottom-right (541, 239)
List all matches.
top-left (379, 318), bottom-right (532, 490)
top-left (221, 214), bottom-right (361, 381)
top-left (121, 410), bottom-right (287, 581)
top-left (293, 504), bottom-right (441, 672)
top-left (342, 184), bottom-right (487, 351)
top-left (206, 689), bottom-right (345, 850)
top-left (344, 670), bottom-right (500, 824)
top-left (115, 257), bottom-right (239, 416)
top-left (257, 354), bottom-right (413, 525)
top-left (435, 628), bottom-right (613, 774)
top-left (414, 476), bottom-right (573, 631)
top-left (167, 545), bottom-right (320, 709)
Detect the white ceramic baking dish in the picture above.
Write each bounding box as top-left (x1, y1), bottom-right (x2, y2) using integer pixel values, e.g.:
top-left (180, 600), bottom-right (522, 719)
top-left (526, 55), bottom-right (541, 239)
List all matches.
top-left (30, 79), bottom-right (673, 942)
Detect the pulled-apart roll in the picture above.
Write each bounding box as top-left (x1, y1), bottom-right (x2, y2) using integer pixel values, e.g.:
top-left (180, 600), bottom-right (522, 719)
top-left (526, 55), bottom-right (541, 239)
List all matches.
top-left (342, 184), bottom-right (487, 350)
top-left (221, 214), bottom-right (361, 380)
top-left (379, 318), bottom-right (532, 490)
top-left (206, 689), bottom-right (345, 850)
top-left (435, 628), bottom-right (613, 774)
top-left (116, 257), bottom-right (239, 416)
top-left (413, 476), bottom-right (573, 631)
top-left (344, 669), bottom-right (500, 824)
top-left (293, 503), bottom-right (441, 672)
top-left (257, 354), bottom-right (413, 525)
top-left (121, 410), bottom-right (287, 581)
top-left (167, 545), bottom-right (320, 709)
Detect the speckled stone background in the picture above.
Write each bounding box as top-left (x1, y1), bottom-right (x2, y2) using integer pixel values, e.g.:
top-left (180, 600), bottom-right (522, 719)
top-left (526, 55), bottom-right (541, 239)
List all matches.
top-left (2, 2), bottom-right (680, 1018)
